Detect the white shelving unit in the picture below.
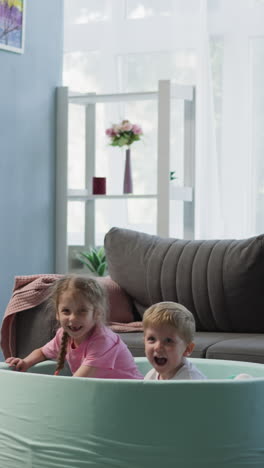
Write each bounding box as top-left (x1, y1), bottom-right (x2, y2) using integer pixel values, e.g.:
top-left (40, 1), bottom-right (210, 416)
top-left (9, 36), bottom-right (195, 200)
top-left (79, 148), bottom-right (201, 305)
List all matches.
top-left (55, 80), bottom-right (196, 273)
top-left (67, 186), bottom-right (193, 202)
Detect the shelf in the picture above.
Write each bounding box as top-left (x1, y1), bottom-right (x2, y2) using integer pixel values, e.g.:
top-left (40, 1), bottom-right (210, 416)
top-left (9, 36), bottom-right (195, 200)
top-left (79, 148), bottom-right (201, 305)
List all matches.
top-left (68, 191), bottom-right (156, 201)
top-left (68, 186), bottom-right (193, 202)
top-left (68, 85), bottom-right (193, 105)
top-left (55, 80), bottom-right (196, 273)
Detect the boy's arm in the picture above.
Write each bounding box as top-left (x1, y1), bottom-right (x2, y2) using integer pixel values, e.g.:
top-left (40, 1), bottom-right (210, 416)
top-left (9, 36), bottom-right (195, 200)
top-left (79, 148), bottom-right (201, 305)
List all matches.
top-left (6, 348), bottom-right (47, 372)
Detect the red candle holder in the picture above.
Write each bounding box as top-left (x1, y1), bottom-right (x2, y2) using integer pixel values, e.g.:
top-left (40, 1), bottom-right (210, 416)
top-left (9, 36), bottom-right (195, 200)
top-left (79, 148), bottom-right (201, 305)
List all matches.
top-left (92, 177), bottom-right (106, 195)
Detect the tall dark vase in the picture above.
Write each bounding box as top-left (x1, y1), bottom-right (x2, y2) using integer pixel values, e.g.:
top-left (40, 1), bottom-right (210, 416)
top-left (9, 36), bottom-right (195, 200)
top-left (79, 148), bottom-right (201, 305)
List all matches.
top-left (123, 147), bottom-right (133, 194)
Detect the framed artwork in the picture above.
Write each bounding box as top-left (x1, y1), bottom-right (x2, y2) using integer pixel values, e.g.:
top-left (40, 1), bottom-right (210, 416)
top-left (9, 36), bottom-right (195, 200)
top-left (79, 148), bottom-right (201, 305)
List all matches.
top-left (0, 0), bottom-right (26, 54)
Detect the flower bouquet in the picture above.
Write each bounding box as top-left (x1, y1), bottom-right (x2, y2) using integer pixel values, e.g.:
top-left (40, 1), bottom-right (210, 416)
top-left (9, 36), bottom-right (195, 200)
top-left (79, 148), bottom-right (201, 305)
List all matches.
top-left (105, 120), bottom-right (143, 194)
top-left (105, 120), bottom-right (143, 147)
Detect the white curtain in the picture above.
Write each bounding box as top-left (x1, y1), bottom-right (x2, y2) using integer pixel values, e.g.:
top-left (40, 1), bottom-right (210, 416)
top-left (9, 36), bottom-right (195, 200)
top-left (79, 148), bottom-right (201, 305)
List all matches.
top-left (196, 0), bottom-right (224, 239)
top-left (194, 0), bottom-right (264, 239)
top-left (64, 0), bottom-right (264, 243)
top-left (205, 0), bottom-right (264, 239)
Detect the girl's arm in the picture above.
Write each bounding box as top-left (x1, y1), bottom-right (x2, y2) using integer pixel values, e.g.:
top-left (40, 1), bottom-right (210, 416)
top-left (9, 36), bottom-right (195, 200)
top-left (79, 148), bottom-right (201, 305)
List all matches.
top-left (73, 365), bottom-right (97, 378)
top-left (5, 348), bottom-right (47, 372)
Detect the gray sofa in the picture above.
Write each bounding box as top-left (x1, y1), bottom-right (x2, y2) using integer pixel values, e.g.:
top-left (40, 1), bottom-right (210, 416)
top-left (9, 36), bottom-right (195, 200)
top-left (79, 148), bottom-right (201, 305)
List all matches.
top-left (2, 227), bottom-right (264, 365)
top-left (104, 227), bottom-right (264, 363)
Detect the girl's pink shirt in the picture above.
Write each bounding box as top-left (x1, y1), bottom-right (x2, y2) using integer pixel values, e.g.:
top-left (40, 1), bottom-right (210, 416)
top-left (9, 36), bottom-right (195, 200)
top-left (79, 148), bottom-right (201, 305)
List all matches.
top-left (42, 325), bottom-right (143, 379)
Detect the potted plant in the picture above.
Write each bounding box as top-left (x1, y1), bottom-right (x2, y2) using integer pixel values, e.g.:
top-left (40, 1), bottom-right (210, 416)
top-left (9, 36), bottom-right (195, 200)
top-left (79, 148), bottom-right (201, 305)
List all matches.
top-left (76, 246), bottom-right (107, 277)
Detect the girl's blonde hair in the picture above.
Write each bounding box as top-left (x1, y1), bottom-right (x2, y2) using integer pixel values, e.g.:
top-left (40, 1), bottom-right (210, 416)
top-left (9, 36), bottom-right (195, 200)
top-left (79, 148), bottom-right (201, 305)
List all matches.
top-left (143, 301), bottom-right (195, 344)
top-left (49, 275), bottom-right (108, 374)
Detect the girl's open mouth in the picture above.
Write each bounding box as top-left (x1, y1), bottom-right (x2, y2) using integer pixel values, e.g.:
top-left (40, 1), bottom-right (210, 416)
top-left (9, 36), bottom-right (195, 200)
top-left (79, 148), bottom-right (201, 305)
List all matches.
top-left (154, 357), bottom-right (167, 366)
top-left (68, 326), bottom-right (82, 332)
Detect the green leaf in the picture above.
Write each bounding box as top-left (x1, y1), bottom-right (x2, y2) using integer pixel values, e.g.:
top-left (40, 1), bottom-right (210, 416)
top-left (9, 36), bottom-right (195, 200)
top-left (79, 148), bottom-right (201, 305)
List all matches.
top-left (77, 255), bottom-right (97, 273)
top-left (117, 136), bottom-right (128, 147)
top-left (97, 262), bottom-right (107, 276)
top-left (170, 171), bottom-right (177, 181)
top-left (97, 246), bottom-right (106, 261)
top-left (91, 251), bottom-right (100, 269)
top-left (78, 252), bottom-right (91, 263)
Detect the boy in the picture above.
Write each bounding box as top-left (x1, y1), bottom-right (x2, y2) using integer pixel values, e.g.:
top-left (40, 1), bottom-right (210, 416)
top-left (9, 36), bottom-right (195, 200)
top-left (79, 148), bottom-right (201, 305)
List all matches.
top-left (143, 302), bottom-right (207, 380)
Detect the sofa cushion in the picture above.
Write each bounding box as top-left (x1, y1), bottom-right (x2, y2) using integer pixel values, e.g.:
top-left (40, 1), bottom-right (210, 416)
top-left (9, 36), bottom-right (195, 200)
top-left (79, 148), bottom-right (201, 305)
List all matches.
top-left (97, 276), bottom-right (135, 323)
top-left (205, 335), bottom-right (264, 363)
top-left (104, 227), bottom-right (264, 333)
top-left (191, 332), bottom-right (241, 358)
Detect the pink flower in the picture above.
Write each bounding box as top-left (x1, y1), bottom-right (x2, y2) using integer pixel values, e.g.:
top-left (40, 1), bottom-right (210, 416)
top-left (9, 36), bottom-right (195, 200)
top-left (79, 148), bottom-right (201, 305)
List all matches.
top-left (132, 124), bottom-right (142, 135)
top-left (113, 125), bottom-right (120, 135)
top-left (105, 128), bottom-right (113, 136)
top-left (121, 121), bottom-right (133, 132)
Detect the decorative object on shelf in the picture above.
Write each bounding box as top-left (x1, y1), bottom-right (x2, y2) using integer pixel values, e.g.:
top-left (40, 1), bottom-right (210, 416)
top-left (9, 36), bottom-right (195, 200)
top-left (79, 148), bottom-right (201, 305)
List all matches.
top-left (92, 177), bottom-right (106, 195)
top-left (105, 119), bottom-right (143, 194)
top-left (123, 148), bottom-right (133, 194)
top-left (76, 246), bottom-right (107, 277)
top-left (170, 171), bottom-right (177, 181)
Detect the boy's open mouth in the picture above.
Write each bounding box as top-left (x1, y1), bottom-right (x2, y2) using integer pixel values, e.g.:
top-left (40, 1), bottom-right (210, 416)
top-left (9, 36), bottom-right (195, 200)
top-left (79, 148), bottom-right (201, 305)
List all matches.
top-left (154, 357), bottom-right (167, 366)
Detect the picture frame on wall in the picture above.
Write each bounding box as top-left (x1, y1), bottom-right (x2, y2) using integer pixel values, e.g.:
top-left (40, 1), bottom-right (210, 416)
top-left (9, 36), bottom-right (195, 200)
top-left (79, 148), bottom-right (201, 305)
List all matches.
top-left (0, 0), bottom-right (26, 54)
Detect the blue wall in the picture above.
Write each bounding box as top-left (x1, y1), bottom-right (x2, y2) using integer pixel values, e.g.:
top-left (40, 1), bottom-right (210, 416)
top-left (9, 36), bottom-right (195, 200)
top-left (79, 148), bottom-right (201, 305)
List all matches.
top-left (0, 1), bottom-right (63, 338)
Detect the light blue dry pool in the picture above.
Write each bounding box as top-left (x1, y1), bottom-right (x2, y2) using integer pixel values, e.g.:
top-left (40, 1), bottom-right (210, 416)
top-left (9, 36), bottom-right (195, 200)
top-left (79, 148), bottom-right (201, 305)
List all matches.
top-left (0, 357), bottom-right (264, 468)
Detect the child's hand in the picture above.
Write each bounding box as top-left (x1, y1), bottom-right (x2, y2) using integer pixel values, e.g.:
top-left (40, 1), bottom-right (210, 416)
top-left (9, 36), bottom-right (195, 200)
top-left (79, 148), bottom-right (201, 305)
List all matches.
top-left (5, 357), bottom-right (28, 372)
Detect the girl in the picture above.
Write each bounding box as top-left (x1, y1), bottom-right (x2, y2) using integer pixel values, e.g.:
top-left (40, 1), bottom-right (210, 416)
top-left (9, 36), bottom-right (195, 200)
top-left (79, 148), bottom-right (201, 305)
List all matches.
top-left (6, 275), bottom-right (143, 379)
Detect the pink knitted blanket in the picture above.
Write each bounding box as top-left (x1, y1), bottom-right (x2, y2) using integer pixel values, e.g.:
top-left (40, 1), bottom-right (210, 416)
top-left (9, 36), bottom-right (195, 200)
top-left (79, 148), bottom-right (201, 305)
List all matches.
top-left (1, 274), bottom-right (61, 358)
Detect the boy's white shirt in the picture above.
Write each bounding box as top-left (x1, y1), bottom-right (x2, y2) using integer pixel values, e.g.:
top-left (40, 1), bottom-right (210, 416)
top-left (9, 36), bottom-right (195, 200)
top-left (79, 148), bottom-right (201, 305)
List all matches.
top-left (144, 357), bottom-right (207, 380)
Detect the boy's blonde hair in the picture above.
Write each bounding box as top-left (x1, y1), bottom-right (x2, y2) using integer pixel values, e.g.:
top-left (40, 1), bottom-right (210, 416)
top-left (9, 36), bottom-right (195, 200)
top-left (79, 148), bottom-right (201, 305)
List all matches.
top-left (143, 302), bottom-right (195, 344)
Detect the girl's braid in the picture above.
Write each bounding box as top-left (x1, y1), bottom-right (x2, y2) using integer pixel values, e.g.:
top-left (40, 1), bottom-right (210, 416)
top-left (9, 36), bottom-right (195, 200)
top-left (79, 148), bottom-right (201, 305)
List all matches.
top-left (55, 330), bottom-right (69, 375)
